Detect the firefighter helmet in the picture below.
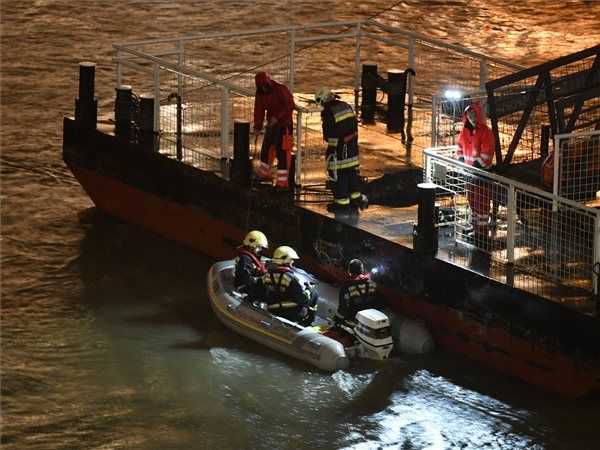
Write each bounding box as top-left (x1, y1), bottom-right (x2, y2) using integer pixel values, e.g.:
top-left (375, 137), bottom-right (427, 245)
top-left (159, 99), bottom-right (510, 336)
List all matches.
top-left (272, 246), bottom-right (300, 265)
top-left (243, 230), bottom-right (268, 250)
top-left (315, 87), bottom-right (333, 106)
top-left (348, 259), bottom-right (364, 276)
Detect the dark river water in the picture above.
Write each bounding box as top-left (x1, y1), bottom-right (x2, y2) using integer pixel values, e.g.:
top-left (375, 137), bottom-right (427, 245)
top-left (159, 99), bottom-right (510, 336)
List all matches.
top-left (2, 1), bottom-right (600, 449)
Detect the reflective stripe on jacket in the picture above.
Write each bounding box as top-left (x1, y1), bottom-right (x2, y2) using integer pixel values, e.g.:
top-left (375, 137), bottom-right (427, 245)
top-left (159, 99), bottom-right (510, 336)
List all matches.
top-left (322, 100), bottom-right (360, 170)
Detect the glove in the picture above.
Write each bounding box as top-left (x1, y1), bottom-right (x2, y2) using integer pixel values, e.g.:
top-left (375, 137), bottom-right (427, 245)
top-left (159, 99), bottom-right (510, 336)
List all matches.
top-left (472, 160), bottom-right (483, 169)
top-left (457, 156), bottom-right (465, 163)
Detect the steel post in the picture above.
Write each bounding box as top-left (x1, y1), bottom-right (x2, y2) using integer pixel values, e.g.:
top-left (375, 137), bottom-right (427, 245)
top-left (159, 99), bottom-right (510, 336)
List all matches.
top-left (221, 87), bottom-right (230, 159)
top-left (506, 184), bottom-right (516, 264)
top-left (153, 63), bottom-right (160, 133)
top-left (295, 110), bottom-right (303, 187)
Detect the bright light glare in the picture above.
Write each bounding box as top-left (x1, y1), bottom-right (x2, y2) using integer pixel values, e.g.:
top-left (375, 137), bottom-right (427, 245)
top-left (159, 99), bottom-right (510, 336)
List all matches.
top-left (444, 89), bottom-right (463, 100)
top-left (371, 267), bottom-right (379, 275)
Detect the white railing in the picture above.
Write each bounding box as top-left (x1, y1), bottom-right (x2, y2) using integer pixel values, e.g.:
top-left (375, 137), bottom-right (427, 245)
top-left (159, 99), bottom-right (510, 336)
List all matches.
top-left (554, 130), bottom-right (600, 204)
top-left (112, 19), bottom-right (521, 174)
top-left (424, 145), bottom-right (600, 296)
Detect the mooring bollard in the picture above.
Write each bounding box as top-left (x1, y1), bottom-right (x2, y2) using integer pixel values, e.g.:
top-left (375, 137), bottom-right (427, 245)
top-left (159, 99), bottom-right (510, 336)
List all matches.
top-left (231, 120), bottom-right (251, 186)
top-left (75, 62), bottom-right (98, 130)
top-left (414, 182), bottom-right (438, 256)
top-left (360, 63), bottom-right (378, 124)
top-left (114, 84), bottom-right (133, 138)
top-left (386, 69), bottom-right (406, 133)
top-left (138, 94), bottom-right (157, 151)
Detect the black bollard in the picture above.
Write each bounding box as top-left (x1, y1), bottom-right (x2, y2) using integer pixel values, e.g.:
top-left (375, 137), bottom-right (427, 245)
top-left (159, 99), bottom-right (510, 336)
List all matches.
top-left (75, 62), bottom-right (98, 130)
top-left (231, 120), bottom-right (251, 186)
top-left (360, 63), bottom-right (378, 124)
top-left (414, 182), bottom-right (438, 256)
top-left (115, 84), bottom-right (133, 138)
top-left (138, 94), bottom-right (157, 151)
top-left (386, 69), bottom-right (407, 133)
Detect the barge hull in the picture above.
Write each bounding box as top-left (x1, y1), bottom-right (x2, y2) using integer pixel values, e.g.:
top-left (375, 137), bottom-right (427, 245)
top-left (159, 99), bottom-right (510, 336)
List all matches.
top-left (63, 118), bottom-right (600, 397)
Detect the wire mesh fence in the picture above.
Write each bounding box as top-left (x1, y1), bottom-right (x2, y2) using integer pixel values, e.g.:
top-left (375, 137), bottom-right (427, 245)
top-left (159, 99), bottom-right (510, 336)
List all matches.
top-left (556, 130), bottom-right (600, 203)
top-left (425, 146), bottom-right (600, 295)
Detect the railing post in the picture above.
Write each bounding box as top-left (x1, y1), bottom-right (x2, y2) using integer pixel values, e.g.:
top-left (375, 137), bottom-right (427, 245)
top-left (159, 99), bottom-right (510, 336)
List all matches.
top-left (479, 58), bottom-right (488, 93)
top-left (295, 110), bottom-right (303, 187)
top-left (423, 151), bottom-right (431, 183)
top-left (221, 87), bottom-right (230, 159)
top-left (506, 184), bottom-right (516, 264)
top-left (354, 22), bottom-right (361, 114)
top-left (153, 63), bottom-right (160, 133)
top-left (431, 94), bottom-right (438, 147)
top-left (552, 134), bottom-right (561, 211)
top-left (177, 40), bottom-right (184, 100)
top-left (407, 37), bottom-right (416, 163)
top-left (594, 213), bottom-right (600, 297)
top-left (116, 49), bottom-right (123, 88)
top-left (288, 28), bottom-right (295, 92)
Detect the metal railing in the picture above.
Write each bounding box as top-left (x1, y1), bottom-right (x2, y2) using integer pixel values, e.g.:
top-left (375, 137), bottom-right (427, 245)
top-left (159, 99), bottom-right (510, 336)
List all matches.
top-left (112, 19), bottom-right (521, 176)
top-left (424, 146), bottom-right (600, 296)
top-left (554, 130), bottom-right (600, 203)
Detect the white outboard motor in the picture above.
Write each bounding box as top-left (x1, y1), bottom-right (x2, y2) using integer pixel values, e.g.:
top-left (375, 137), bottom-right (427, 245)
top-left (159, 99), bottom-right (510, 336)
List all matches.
top-left (353, 309), bottom-right (394, 360)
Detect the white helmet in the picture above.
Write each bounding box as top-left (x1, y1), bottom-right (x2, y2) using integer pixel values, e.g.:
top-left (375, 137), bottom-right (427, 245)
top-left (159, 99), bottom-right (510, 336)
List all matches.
top-left (315, 87), bottom-right (333, 106)
top-left (243, 230), bottom-right (268, 250)
top-left (272, 246), bottom-right (300, 265)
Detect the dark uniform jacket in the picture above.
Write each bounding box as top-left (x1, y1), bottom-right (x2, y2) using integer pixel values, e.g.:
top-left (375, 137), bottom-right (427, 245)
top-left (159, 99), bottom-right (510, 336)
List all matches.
top-left (321, 99), bottom-right (359, 171)
top-left (234, 246), bottom-right (267, 299)
top-left (262, 266), bottom-right (310, 324)
top-left (336, 273), bottom-right (378, 323)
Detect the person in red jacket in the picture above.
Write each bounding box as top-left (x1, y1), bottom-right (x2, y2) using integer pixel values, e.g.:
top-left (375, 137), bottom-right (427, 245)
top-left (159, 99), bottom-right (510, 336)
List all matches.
top-left (253, 72), bottom-right (295, 189)
top-left (456, 102), bottom-right (496, 238)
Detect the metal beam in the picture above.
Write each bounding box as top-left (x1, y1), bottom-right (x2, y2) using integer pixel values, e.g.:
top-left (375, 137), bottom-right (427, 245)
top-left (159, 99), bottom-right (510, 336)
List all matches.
top-left (487, 44), bottom-right (600, 90)
top-left (565, 51), bottom-right (600, 132)
top-left (502, 74), bottom-right (545, 166)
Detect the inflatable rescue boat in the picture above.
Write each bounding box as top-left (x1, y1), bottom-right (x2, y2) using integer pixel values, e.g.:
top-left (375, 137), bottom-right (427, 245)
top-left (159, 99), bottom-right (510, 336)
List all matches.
top-left (207, 260), bottom-right (433, 371)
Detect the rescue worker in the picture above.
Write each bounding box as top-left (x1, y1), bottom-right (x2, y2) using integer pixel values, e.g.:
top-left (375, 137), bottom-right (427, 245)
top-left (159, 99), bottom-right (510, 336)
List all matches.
top-left (335, 259), bottom-right (379, 327)
top-left (315, 87), bottom-right (368, 213)
top-left (234, 230), bottom-right (269, 300)
top-left (253, 72), bottom-right (295, 189)
top-left (262, 246), bottom-right (313, 325)
top-left (456, 102), bottom-right (495, 238)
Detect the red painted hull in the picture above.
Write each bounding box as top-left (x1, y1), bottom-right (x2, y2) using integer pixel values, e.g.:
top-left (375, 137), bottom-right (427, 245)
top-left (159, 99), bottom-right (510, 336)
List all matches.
top-left (69, 163), bottom-right (600, 398)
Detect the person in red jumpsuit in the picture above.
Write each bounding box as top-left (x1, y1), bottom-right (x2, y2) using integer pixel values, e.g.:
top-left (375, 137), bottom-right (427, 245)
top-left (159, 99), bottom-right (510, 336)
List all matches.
top-left (456, 102), bottom-right (495, 238)
top-left (253, 72), bottom-right (295, 189)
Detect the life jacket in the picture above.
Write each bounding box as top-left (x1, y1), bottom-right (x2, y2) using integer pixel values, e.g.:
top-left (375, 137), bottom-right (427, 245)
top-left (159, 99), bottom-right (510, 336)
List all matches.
top-left (236, 246), bottom-right (267, 275)
top-left (338, 273), bottom-right (377, 321)
top-left (322, 100), bottom-right (359, 170)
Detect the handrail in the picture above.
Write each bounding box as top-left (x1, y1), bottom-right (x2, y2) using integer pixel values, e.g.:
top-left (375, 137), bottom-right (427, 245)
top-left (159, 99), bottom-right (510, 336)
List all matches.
top-left (113, 20), bottom-right (361, 48)
top-left (424, 146), bottom-right (600, 215)
top-left (365, 19), bottom-right (523, 72)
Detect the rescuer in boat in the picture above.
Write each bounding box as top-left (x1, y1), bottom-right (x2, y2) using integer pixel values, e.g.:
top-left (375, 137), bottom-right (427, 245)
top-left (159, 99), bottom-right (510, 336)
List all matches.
top-left (315, 87), bottom-right (368, 213)
top-left (334, 259), bottom-right (379, 327)
top-left (253, 72), bottom-right (295, 189)
top-left (234, 230), bottom-right (269, 301)
top-left (456, 102), bottom-right (495, 239)
top-left (262, 246), bottom-right (315, 325)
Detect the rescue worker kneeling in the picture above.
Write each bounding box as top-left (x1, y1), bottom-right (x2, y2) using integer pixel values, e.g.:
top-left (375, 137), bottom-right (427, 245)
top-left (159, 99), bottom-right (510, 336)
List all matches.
top-left (315, 87), bottom-right (368, 213)
top-left (335, 259), bottom-right (379, 327)
top-left (234, 230), bottom-right (269, 301)
top-left (262, 246), bottom-right (314, 326)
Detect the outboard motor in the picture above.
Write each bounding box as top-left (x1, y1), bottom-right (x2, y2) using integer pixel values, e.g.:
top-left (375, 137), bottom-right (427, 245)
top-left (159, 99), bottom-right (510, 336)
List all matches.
top-left (353, 309), bottom-right (394, 360)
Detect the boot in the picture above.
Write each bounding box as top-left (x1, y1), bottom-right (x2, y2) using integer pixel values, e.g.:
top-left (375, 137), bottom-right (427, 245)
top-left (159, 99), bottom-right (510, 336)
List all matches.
top-left (350, 194), bottom-right (369, 210)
